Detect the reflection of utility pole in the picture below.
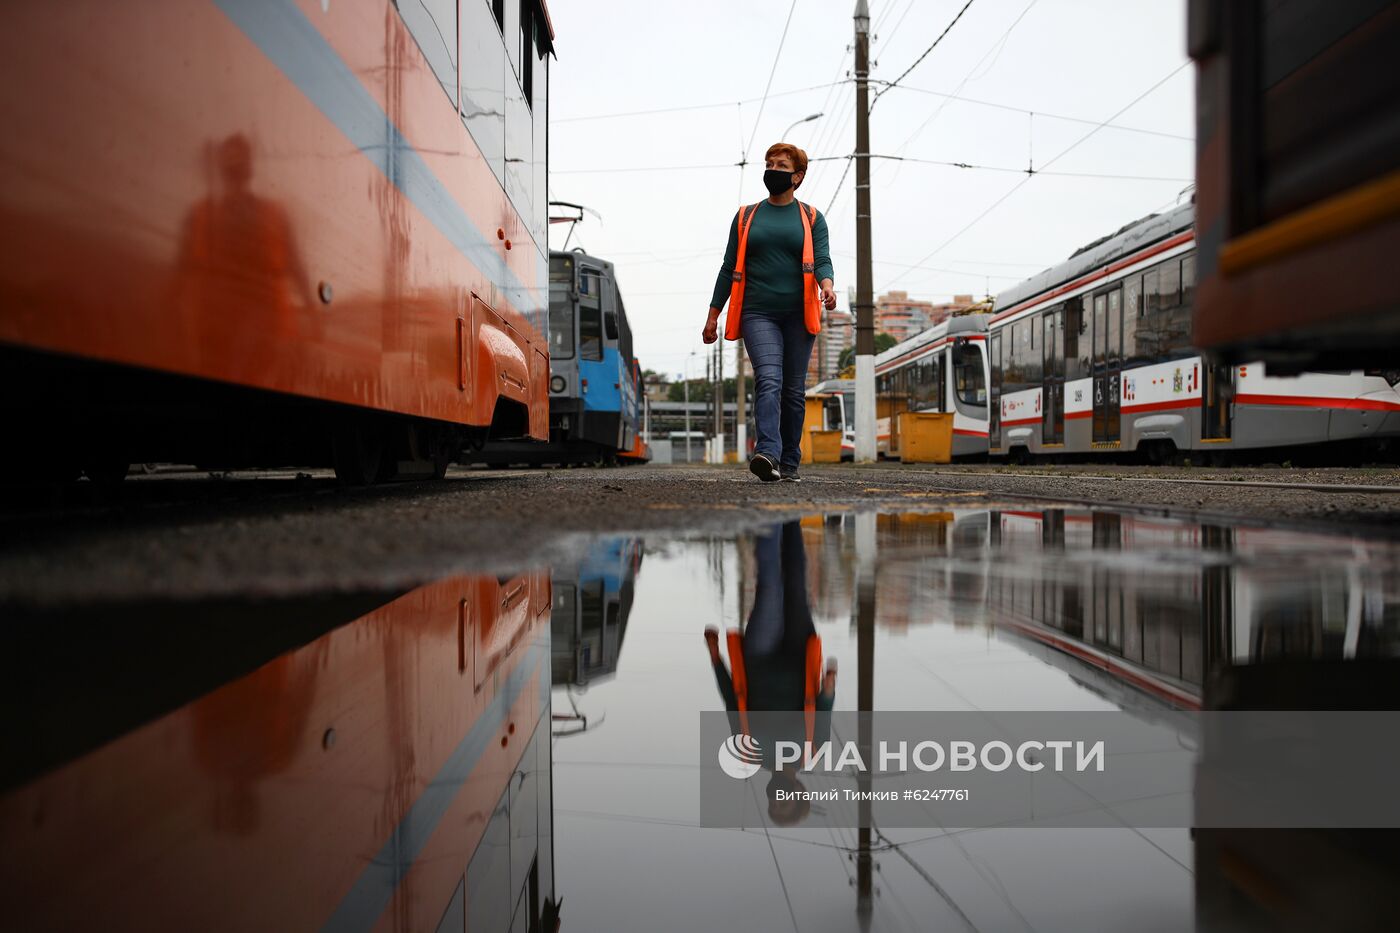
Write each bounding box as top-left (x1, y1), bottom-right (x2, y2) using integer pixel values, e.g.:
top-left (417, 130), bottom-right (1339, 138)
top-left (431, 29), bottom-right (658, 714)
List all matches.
top-left (852, 0), bottom-right (876, 462)
top-left (854, 510), bottom-right (876, 929)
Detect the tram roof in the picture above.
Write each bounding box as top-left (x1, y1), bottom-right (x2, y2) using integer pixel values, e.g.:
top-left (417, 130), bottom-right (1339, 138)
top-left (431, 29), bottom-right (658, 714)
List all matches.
top-left (874, 312), bottom-right (989, 369)
top-left (992, 201), bottom-right (1194, 316)
top-left (550, 248), bottom-right (613, 274)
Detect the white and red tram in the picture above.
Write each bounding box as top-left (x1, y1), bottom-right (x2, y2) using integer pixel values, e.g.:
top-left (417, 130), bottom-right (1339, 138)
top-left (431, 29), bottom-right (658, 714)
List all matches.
top-left (870, 204), bottom-right (1400, 461)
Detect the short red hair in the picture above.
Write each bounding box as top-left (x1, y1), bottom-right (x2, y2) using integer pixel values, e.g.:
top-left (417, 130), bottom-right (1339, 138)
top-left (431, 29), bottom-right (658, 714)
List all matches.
top-left (765, 142), bottom-right (809, 185)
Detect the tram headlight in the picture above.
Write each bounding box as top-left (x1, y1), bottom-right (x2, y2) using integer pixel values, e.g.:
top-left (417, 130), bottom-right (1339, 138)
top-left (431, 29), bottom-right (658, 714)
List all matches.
top-left (550, 375), bottom-right (567, 394)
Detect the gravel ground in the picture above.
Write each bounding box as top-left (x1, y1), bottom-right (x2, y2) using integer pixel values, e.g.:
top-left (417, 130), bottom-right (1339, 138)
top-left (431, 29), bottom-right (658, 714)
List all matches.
top-left (1, 461), bottom-right (1396, 606)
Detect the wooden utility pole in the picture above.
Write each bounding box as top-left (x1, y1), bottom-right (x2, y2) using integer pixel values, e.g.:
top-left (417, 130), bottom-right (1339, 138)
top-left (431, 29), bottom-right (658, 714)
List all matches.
top-left (852, 0), bottom-right (876, 462)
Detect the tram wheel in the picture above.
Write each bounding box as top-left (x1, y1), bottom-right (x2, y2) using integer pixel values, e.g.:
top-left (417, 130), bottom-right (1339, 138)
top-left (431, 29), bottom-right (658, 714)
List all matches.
top-left (427, 428), bottom-right (452, 480)
top-left (332, 420), bottom-right (385, 486)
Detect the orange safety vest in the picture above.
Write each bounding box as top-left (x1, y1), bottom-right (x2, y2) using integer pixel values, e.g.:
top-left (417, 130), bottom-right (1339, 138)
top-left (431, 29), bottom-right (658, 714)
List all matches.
top-left (724, 201), bottom-right (823, 341)
top-left (724, 627), bottom-right (825, 764)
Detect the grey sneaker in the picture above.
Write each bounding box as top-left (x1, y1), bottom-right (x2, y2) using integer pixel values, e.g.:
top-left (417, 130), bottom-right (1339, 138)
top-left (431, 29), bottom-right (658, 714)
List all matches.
top-left (748, 453), bottom-right (780, 482)
top-left (779, 468), bottom-right (802, 483)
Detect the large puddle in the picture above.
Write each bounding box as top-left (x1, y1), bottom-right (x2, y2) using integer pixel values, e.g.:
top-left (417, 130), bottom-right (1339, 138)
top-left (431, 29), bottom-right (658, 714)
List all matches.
top-left (4, 506), bottom-right (1399, 931)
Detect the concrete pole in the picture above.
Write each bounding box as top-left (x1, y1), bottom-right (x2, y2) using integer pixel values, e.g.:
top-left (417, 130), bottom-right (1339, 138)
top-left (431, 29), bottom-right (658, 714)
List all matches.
top-left (852, 0), bottom-right (877, 463)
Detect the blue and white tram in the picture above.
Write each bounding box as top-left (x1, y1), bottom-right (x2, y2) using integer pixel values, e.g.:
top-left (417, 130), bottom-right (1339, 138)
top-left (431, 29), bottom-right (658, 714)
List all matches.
top-left (477, 248), bottom-right (640, 465)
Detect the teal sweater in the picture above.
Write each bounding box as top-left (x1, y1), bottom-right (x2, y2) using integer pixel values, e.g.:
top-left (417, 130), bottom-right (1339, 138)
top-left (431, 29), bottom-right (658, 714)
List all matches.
top-left (710, 200), bottom-right (835, 319)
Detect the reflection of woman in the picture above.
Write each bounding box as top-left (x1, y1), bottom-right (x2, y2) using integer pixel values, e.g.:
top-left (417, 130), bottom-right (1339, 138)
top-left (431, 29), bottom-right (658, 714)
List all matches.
top-left (702, 143), bottom-right (837, 483)
top-left (705, 521), bottom-right (837, 825)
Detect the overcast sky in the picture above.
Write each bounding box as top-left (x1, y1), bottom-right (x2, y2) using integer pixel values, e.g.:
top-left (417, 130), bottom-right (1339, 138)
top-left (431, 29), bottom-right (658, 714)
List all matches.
top-left (546, 0), bottom-right (1193, 378)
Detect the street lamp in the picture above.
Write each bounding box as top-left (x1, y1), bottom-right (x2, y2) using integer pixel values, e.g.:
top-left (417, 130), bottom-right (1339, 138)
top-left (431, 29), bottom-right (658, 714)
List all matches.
top-left (683, 350), bottom-right (699, 464)
top-left (781, 112), bottom-right (823, 140)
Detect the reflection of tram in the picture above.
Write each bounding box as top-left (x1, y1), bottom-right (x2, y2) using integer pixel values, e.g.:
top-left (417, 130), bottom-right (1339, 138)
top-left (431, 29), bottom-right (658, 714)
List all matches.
top-left (551, 537), bottom-right (643, 688)
top-left (874, 507), bottom-right (1400, 714)
top-left (478, 250), bottom-right (648, 466)
top-left (871, 205), bottom-right (1400, 462)
top-left (1, 572), bottom-right (557, 931)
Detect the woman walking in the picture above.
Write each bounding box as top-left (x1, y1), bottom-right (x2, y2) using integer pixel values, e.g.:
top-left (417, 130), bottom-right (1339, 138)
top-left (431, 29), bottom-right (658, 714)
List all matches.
top-left (702, 143), bottom-right (836, 483)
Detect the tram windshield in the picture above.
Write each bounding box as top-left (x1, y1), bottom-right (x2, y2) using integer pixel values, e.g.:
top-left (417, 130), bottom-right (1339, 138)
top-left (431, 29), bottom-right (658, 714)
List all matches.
top-left (824, 395), bottom-right (843, 431)
top-left (548, 292), bottom-right (574, 359)
top-left (954, 341), bottom-right (986, 406)
top-left (578, 269), bottom-right (603, 361)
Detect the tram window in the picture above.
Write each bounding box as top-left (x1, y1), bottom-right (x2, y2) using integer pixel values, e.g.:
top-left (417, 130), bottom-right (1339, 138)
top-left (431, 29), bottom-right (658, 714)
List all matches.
top-left (1107, 290), bottom-right (1122, 361)
top-left (825, 395), bottom-right (843, 430)
top-left (1092, 294), bottom-right (1107, 366)
top-left (1122, 276), bottom-right (1143, 364)
top-left (461, 0), bottom-right (506, 184)
top-left (1003, 323), bottom-right (1021, 390)
top-left (1121, 290), bottom-right (1140, 366)
top-left (578, 270), bottom-right (603, 360)
top-left (548, 293), bottom-right (574, 359)
top-left (518, 0), bottom-right (534, 108)
top-left (1181, 253), bottom-right (1196, 309)
top-left (1143, 268), bottom-right (1161, 315)
top-left (1159, 261), bottom-right (1181, 309)
top-left (398, 0), bottom-right (458, 103)
top-left (1020, 316), bottom-right (1040, 385)
top-left (955, 343), bottom-right (986, 406)
top-left (491, 0), bottom-right (505, 30)
top-left (1064, 299), bottom-right (1085, 381)
top-left (1139, 259), bottom-right (1191, 361)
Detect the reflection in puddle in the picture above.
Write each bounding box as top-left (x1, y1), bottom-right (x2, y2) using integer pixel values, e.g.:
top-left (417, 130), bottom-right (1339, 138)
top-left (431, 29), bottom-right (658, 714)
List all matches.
top-left (2, 573), bottom-right (558, 933)
top-left (554, 509), bottom-right (1400, 933)
top-left (4, 508), bottom-right (1399, 931)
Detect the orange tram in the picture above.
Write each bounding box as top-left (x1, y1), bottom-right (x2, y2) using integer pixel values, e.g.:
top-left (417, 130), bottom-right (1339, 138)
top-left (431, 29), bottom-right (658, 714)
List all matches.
top-left (0, 1), bottom-right (555, 484)
top-left (1190, 0), bottom-right (1400, 370)
top-left (0, 572), bottom-right (558, 932)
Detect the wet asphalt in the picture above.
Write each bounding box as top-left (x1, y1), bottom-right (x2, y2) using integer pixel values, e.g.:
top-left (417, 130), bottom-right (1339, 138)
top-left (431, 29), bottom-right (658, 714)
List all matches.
top-left (0, 462), bottom-right (1396, 606)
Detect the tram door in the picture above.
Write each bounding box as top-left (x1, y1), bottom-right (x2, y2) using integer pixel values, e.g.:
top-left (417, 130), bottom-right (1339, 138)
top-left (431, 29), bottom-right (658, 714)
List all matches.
top-left (989, 332), bottom-right (1002, 449)
top-left (1092, 289), bottom-right (1123, 443)
top-left (1202, 362), bottom-right (1233, 440)
top-left (1042, 309), bottom-right (1064, 443)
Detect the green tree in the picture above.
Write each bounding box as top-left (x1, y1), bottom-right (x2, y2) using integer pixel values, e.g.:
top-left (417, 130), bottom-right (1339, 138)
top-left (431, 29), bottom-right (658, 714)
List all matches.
top-left (837, 332), bottom-right (898, 372)
top-left (667, 377), bottom-right (739, 403)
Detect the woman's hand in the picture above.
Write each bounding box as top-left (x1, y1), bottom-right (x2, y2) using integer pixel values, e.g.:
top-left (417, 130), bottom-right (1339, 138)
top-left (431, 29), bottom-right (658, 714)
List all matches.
top-left (820, 282), bottom-right (838, 311)
top-left (702, 307), bottom-right (720, 344)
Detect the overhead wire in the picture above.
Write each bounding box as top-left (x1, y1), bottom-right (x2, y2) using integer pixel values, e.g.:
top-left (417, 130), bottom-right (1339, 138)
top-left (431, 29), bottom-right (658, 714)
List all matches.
top-left (869, 0), bottom-right (978, 111)
top-left (552, 79), bottom-right (844, 124)
top-left (880, 60), bottom-right (1192, 291)
top-left (881, 155), bottom-right (1191, 183)
top-left (882, 0), bottom-right (1040, 175)
top-left (878, 84), bottom-right (1193, 143)
top-left (827, 0), bottom-right (986, 219)
top-left (742, 0), bottom-right (801, 166)
top-left (872, 0), bottom-right (919, 58)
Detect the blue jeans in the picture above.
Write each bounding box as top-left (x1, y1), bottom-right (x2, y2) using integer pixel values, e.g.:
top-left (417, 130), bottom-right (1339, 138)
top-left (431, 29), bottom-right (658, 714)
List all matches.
top-left (743, 521), bottom-right (814, 660)
top-left (742, 312), bottom-right (816, 471)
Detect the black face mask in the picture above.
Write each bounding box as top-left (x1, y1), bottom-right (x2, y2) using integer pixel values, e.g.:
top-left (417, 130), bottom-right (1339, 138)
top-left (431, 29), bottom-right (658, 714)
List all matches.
top-left (762, 169), bottom-right (796, 196)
